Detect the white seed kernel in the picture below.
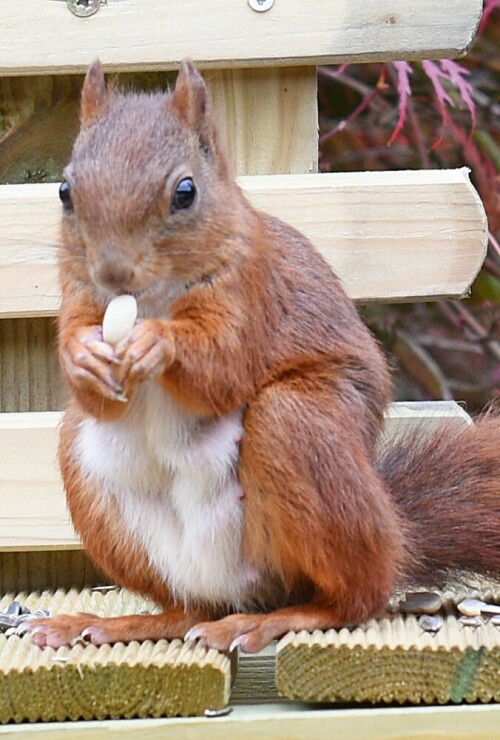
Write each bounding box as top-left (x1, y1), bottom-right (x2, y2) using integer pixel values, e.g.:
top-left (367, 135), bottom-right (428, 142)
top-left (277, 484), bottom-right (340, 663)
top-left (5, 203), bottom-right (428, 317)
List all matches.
top-left (457, 598), bottom-right (486, 617)
top-left (102, 295), bottom-right (138, 345)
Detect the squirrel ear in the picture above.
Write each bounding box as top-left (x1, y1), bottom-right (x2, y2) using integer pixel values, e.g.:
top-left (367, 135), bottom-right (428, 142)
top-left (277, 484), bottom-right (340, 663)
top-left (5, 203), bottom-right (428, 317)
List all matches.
top-left (81, 59), bottom-right (108, 126)
top-left (172, 60), bottom-right (215, 149)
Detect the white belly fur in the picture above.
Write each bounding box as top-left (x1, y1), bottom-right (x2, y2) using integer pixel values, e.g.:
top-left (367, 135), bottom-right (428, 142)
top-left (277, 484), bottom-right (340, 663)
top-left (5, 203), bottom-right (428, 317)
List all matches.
top-left (75, 383), bottom-right (261, 608)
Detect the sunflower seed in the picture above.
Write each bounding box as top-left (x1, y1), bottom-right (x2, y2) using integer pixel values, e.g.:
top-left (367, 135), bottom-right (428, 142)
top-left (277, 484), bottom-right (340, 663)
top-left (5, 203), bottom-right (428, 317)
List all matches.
top-left (457, 599), bottom-right (486, 617)
top-left (418, 614), bottom-right (444, 633)
top-left (400, 591), bottom-right (442, 614)
top-left (480, 604), bottom-right (500, 616)
top-left (458, 616), bottom-right (483, 627)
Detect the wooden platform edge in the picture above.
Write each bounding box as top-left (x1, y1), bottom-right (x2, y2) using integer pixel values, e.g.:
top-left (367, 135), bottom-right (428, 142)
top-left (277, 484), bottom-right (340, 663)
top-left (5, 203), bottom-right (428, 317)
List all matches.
top-left (0, 702), bottom-right (499, 739)
top-left (0, 168), bottom-right (488, 318)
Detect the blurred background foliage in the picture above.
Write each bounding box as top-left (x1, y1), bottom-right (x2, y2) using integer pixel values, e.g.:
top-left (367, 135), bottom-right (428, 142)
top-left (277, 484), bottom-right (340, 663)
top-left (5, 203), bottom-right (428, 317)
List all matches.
top-left (318, 1), bottom-right (500, 411)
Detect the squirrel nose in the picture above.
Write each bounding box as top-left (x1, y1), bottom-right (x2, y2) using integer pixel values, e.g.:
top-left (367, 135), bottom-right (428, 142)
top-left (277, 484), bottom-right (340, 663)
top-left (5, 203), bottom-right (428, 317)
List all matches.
top-left (95, 260), bottom-right (134, 291)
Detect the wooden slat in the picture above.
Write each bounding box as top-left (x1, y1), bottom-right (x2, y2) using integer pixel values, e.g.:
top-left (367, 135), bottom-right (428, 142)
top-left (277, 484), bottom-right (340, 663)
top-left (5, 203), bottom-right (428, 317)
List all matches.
top-left (0, 412), bottom-right (76, 550)
top-left (276, 610), bottom-right (500, 705)
top-left (0, 703), bottom-right (499, 739)
top-left (0, 591), bottom-right (231, 722)
top-left (0, 169), bottom-right (488, 318)
top-left (206, 68), bottom-right (318, 176)
top-left (0, 0), bottom-right (483, 76)
top-left (0, 550), bottom-right (105, 593)
top-left (0, 402), bottom-right (472, 552)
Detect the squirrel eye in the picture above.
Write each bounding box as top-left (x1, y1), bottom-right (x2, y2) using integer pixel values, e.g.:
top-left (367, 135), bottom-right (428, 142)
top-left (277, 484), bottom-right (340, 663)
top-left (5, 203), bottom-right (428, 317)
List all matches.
top-left (172, 177), bottom-right (196, 211)
top-left (59, 180), bottom-right (73, 211)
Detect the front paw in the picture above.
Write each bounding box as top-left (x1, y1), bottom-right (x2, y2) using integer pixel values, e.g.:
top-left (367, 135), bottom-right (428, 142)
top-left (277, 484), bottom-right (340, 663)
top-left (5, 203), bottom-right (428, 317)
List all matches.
top-left (185, 614), bottom-right (262, 653)
top-left (115, 320), bottom-right (175, 388)
top-left (61, 326), bottom-right (127, 402)
top-left (24, 613), bottom-right (101, 649)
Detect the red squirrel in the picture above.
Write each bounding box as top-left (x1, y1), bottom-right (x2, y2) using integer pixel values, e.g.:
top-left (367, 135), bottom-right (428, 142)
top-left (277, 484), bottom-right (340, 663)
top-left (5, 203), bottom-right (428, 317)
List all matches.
top-left (27, 60), bottom-right (500, 653)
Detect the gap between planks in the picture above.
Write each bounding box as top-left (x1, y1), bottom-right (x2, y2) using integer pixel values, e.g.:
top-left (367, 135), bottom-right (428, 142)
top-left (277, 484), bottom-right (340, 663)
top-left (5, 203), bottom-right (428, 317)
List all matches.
top-left (0, 169), bottom-right (488, 318)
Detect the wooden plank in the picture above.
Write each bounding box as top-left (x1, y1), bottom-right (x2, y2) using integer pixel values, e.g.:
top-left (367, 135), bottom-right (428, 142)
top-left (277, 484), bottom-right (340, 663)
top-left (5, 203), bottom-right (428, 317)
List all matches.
top-left (0, 702), bottom-right (499, 739)
top-left (206, 68), bottom-right (318, 176)
top-left (0, 0), bottom-right (483, 76)
top-left (0, 402), bottom-right (472, 552)
top-left (0, 591), bottom-right (231, 722)
top-left (276, 603), bottom-right (500, 705)
top-left (0, 550), bottom-right (105, 593)
top-left (0, 412), bottom-right (77, 550)
top-left (0, 169), bottom-right (488, 318)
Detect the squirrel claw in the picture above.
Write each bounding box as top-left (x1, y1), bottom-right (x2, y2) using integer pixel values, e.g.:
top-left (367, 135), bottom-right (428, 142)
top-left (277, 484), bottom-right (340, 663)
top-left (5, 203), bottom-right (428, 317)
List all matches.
top-left (184, 627), bottom-right (204, 643)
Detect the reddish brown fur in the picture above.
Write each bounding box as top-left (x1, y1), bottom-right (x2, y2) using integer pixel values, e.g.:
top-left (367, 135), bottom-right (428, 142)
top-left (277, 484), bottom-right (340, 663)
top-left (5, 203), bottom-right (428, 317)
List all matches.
top-left (29, 60), bottom-right (500, 652)
top-left (377, 415), bottom-right (500, 582)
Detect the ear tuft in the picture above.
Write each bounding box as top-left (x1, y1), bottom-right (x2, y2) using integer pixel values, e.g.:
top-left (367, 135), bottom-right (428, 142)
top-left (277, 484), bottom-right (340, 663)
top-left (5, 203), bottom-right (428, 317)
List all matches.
top-left (172, 60), bottom-right (214, 148)
top-left (81, 59), bottom-right (108, 126)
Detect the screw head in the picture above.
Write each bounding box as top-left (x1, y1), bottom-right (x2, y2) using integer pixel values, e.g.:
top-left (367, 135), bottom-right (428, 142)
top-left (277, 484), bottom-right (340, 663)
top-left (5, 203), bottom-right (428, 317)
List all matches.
top-left (248, 0), bottom-right (275, 12)
top-left (66, 0), bottom-right (101, 18)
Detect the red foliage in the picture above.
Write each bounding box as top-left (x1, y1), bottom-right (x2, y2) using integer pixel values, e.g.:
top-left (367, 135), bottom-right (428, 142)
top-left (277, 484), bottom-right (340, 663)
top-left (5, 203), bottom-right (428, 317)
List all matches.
top-left (318, 5), bottom-right (500, 409)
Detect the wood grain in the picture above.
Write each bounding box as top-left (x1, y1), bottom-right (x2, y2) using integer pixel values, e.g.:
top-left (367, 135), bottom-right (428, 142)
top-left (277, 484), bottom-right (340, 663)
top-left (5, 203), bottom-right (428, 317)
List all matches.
top-left (0, 412), bottom-right (77, 550)
top-left (0, 550), bottom-right (104, 593)
top-left (0, 0), bottom-right (483, 76)
top-left (0, 634), bottom-right (230, 722)
top-left (0, 318), bottom-right (64, 412)
top-left (276, 611), bottom-right (500, 705)
top-left (0, 589), bottom-right (231, 722)
top-left (0, 402), bottom-right (472, 552)
top-left (0, 169), bottom-right (488, 318)
top-left (206, 68), bottom-right (318, 176)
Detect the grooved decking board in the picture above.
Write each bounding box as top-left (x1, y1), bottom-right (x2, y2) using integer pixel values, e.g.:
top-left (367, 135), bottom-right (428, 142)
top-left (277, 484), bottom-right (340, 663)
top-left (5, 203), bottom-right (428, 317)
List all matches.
top-left (276, 587), bottom-right (500, 706)
top-left (0, 401), bottom-right (472, 551)
top-left (0, 0), bottom-right (483, 76)
top-left (0, 169), bottom-right (488, 318)
top-left (0, 589), bottom-right (230, 722)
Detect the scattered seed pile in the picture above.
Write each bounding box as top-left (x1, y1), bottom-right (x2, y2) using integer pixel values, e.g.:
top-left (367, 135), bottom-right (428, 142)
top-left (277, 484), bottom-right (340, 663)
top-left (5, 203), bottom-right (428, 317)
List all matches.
top-left (276, 584), bottom-right (500, 705)
top-left (0, 589), bottom-right (230, 723)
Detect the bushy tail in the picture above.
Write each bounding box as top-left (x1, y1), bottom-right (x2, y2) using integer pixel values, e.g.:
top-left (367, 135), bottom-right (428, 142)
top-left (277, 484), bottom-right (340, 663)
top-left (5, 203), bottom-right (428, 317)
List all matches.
top-left (376, 415), bottom-right (500, 583)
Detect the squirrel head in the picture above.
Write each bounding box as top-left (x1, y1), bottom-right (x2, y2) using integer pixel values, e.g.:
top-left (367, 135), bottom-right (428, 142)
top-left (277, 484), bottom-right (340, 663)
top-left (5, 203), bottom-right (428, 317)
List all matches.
top-left (60, 60), bottom-right (248, 307)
